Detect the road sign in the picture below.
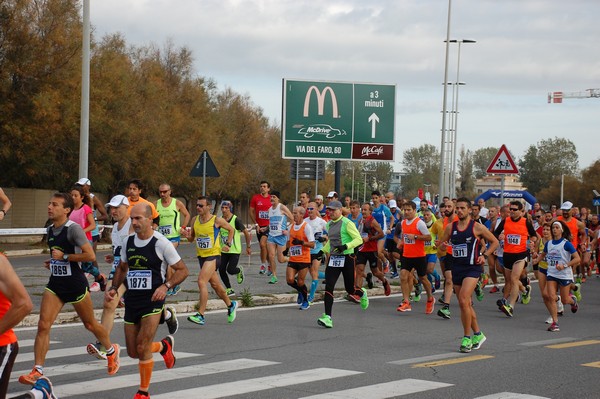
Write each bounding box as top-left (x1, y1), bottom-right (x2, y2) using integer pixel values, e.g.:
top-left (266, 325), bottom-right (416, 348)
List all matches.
top-left (593, 198), bottom-right (600, 207)
top-left (282, 79), bottom-right (396, 161)
top-left (290, 160), bottom-right (325, 180)
top-left (486, 144), bottom-right (519, 174)
top-left (189, 150), bottom-right (220, 177)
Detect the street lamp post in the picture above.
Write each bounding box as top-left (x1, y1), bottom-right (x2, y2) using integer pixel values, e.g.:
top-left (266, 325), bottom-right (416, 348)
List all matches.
top-left (438, 0), bottom-right (453, 201)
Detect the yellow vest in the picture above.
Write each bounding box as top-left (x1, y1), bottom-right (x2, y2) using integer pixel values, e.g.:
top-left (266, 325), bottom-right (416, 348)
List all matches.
top-left (194, 215), bottom-right (221, 257)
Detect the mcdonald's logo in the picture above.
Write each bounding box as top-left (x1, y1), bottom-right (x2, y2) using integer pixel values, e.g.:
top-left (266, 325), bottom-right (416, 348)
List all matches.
top-left (303, 86), bottom-right (339, 118)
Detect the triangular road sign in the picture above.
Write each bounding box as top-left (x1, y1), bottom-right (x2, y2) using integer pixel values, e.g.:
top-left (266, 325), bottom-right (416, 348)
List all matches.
top-left (189, 150), bottom-right (220, 177)
top-left (486, 144), bottom-right (519, 174)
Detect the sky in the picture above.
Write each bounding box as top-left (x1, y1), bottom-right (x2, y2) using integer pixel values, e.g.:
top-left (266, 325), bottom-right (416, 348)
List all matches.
top-left (90, 0), bottom-right (600, 171)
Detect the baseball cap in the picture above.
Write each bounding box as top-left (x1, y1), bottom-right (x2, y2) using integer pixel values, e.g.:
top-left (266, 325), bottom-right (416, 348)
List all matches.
top-left (326, 200), bottom-right (343, 210)
top-left (76, 178), bottom-right (91, 186)
top-left (315, 194), bottom-right (324, 200)
top-left (388, 199), bottom-right (397, 208)
top-left (560, 201), bottom-right (573, 211)
top-left (327, 191), bottom-right (338, 198)
top-left (105, 195), bottom-right (129, 209)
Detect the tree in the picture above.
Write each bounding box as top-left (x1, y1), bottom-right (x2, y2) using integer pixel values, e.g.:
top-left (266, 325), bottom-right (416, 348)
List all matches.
top-left (401, 144), bottom-right (439, 198)
top-left (457, 146), bottom-right (475, 197)
top-left (472, 147), bottom-right (499, 179)
top-left (518, 137), bottom-right (579, 196)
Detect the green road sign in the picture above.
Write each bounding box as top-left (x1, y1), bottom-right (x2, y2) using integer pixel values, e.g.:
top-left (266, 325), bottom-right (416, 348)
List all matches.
top-left (282, 79), bottom-right (396, 161)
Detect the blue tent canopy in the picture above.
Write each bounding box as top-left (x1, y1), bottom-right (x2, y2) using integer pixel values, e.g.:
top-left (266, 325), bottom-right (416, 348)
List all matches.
top-left (475, 190), bottom-right (537, 206)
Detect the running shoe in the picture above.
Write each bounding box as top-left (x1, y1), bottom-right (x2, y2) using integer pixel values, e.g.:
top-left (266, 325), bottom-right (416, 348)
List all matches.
top-left (472, 332), bottom-right (486, 350)
top-left (383, 260), bottom-right (390, 274)
top-left (437, 307), bottom-right (451, 319)
top-left (360, 288), bottom-right (369, 310)
top-left (414, 283), bottom-right (422, 300)
top-left (226, 288), bottom-right (235, 296)
top-left (460, 336), bottom-right (473, 353)
top-left (383, 279), bottom-right (391, 296)
top-left (575, 274), bottom-right (582, 284)
top-left (18, 368), bottom-right (43, 385)
top-left (425, 297), bottom-right (434, 314)
top-left (227, 300), bottom-right (238, 323)
top-left (545, 316), bottom-right (554, 324)
top-left (297, 292), bottom-right (303, 304)
top-left (118, 297), bottom-right (125, 308)
top-left (268, 275), bottom-right (278, 284)
top-left (300, 300), bottom-right (310, 310)
top-left (107, 344), bottom-right (120, 375)
top-left (97, 273), bottom-right (108, 292)
top-left (391, 272), bottom-right (399, 279)
top-left (166, 306), bottom-right (178, 334)
top-left (317, 313), bottom-right (333, 328)
top-left (134, 390), bottom-right (150, 399)
top-left (489, 286), bottom-right (500, 294)
top-left (557, 296), bottom-right (564, 315)
top-left (171, 284), bottom-right (181, 296)
top-left (237, 265), bottom-right (245, 284)
top-left (500, 303), bottom-right (514, 317)
top-left (521, 285), bottom-right (531, 305)
top-left (31, 376), bottom-right (57, 399)
top-left (187, 312), bottom-right (205, 325)
top-left (259, 265), bottom-right (266, 275)
top-left (434, 273), bottom-right (441, 290)
top-left (496, 298), bottom-right (506, 309)
top-left (346, 294), bottom-right (360, 304)
top-left (267, 265), bottom-right (273, 276)
top-left (547, 321), bottom-right (560, 332)
top-left (160, 335), bottom-right (176, 369)
top-left (573, 283), bottom-right (582, 302)
top-left (366, 272), bottom-right (374, 289)
top-left (87, 341), bottom-right (107, 360)
top-left (570, 294), bottom-right (578, 313)
top-left (480, 273), bottom-right (489, 287)
top-left (475, 282), bottom-right (484, 302)
top-left (396, 300), bottom-right (412, 312)
top-left (89, 281), bottom-right (101, 292)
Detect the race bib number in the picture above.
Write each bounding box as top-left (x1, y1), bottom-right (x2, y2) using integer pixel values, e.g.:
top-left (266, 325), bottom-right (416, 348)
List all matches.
top-left (361, 232), bottom-right (368, 239)
top-left (196, 237), bottom-right (213, 249)
top-left (269, 222), bottom-right (279, 231)
top-left (403, 234), bottom-right (415, 245)
top-left (425, 240), bottom-right (432, 247)
top-left (158, 225), bottom-right (172, 236)
top-left (258, 211), bottom-right (269, 220)
top-left (220, 234), bottom-right (229, 246)
top-left (289, 245), bottom-right (302, 257)
top-left (452, 244), bottom-right (468, 258)
top-left (127, 270), bottom-right (152, 290)
top-left (328, 255), bottom-right (345, 268)
top-left (506, 234), bottom-right (521, 245)
top-left (50, 259), bottom-right (72, 277)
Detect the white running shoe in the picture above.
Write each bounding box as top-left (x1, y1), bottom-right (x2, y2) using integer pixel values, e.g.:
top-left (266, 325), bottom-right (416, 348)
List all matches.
top-left (545, 316), bottom-right (553, 324)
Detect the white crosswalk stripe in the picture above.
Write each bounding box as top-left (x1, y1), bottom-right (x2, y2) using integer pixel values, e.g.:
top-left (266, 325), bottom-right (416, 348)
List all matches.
top-left (474, 394), bottom-right (551, 399)
top-left (298, 379), bottom-right (454, 399)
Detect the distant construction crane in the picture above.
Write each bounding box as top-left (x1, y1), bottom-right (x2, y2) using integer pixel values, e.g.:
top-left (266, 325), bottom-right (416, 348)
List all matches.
top-left (548, 88), bottom-right (600, 103)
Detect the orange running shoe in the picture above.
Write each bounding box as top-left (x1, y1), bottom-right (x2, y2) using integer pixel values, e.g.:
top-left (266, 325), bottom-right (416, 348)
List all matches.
top-left (18, 367), bottom-right (43, 385)
top-left (425, 297), bottom-right (435, 314)
top-left (396, 300), bottom-right (412, 312)
top-left (107, 344), bottom-right (120, 375)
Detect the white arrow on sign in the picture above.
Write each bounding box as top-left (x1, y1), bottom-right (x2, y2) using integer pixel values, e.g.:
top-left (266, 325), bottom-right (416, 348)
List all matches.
top-left (368, 112), bottom-right (380, 139)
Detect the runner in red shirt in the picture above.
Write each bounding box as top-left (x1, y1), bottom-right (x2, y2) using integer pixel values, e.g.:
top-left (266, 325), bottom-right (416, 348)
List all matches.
top-left (249, 181), bottom-right (272, 274)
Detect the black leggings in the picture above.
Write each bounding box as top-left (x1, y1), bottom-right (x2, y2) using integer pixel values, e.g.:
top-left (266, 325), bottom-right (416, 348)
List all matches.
top-left (219, 253), bottom-right (241, 289)
top-left (0, 342), bottom-right (18, 398)
top-left (324, 254), bottom-right (362, 316)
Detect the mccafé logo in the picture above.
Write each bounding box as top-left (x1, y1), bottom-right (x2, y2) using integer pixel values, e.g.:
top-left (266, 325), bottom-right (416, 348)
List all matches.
top-left (304, 86), bottom-right (339, 118)
top-left (361, 146), bottom-right (384, 157)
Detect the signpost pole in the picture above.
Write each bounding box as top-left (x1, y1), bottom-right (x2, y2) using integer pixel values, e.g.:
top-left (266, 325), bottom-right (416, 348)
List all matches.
top-left (315, 160), bottom-right (319, 195)
top-left (501, 175), bottom-right (505, 205)
top-left (295, 159), bottom-right (299, 205)
top-left (202, 151), bottom-right (207, 196)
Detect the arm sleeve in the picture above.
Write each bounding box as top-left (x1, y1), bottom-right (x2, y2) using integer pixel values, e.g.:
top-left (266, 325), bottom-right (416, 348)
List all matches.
top-left (67, 223), bottom-right (91, 248)
top-left (526, 220), bottom-right (537, 237)
top-left (234, 218), bottom-right (246, 231)
top-left (345, 219), bottom-right (363, 250)
top-left (417, 220), bottom-right (430, 235)
top-left (304, 224), bottom-right (315, 242)
top-left (493, 219), bottom-right (506, 237)
top-left (564, 241), bottom-right (577, 254)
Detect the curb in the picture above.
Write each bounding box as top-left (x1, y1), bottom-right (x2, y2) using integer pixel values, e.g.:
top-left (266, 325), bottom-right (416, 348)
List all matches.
top-left (4, 244), bottom-right (113, 257)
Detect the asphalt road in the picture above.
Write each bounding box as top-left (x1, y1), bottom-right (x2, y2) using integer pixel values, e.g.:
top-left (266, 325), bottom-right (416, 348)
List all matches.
top-left (8, 274), bottom-right (600, 398)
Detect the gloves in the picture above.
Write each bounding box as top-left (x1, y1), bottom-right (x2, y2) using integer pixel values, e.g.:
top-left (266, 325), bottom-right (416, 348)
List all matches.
top-left (316, 250), bottom-right (324, 261)
top-left (292, 238), bottom-right (303, 245)
top-left (334, 244), bottom-right (347, 253)
top-left (317, 236), bottom-right (327, 243)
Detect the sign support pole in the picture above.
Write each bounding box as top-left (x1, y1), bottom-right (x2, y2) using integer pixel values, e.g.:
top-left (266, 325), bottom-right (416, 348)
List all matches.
top-left (202, 151), bottom-right (207, 196)
top-left (501, 175), bottom-right (505, 204)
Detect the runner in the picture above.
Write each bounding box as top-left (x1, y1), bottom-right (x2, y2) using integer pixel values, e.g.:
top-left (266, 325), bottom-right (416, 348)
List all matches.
top-left (396, 201), bottom-right (434, 314)
top-left (494, 201), bottom-right (538, 317)
top-left (538, 220), bottom-right (580, 332)
top-left (218, 200), bottom-right (251, 296)
top-left (438, 197), bottom-right (498, 352)
top-left (266, 191), bottom-right (294, 284)
top-left (249, 181), bottom-right (271, 274)
top-left (287, 206), bottom-right (315, 310)
top-left (304, 201), bottom-right (328, 303)
top-left (0, 187), bottom-right (11, 221)
top-left (371, 191), bottom-right (393, 272)
top-left (106, 203), bottom-right (189, 399)
top-left (183, 196), bottom-right (238, 325)
top-left (435, 199), bottom-right (458, 319)
top-left (317, 200), bottom-right (368, 328)
top-left (355, 203), bottom-right (391, 296)
top-left (385, 199), bottom-right (402, 278)
top-left (422, 207), bottom-right (443, 293)
top-left (19, 193), bottom-right (120, 385)
top-left (126, 179), bottom-right (160, 224)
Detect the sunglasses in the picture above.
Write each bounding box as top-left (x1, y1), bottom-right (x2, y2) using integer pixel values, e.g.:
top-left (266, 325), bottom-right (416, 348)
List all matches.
top-left (196, 204), bottom-right (205, 208)
top-left (509, 208), bottom-right (519, 211)
top-left (307, 207), bottom-right (315, 210)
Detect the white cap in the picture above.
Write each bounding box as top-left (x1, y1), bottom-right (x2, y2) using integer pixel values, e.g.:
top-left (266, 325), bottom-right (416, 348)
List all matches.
top-left (388, 199), bottom-right (397, 208)
top-left (105, 195), bottom-right (129, 209)
top-left (327, 191), bottom-right (338, 198)
top-left (76, 177), bottom-right (91, 186)
top-left (315, 194), bottom-right (324, 200)
top-left (560, 201), bottom-right (573, 211)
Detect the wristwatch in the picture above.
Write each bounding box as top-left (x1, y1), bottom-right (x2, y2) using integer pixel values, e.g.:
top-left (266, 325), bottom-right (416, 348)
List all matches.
top-left (63, 254), bottom-right (69, 261)
top-left (165, 281), bottom-right (172, 289)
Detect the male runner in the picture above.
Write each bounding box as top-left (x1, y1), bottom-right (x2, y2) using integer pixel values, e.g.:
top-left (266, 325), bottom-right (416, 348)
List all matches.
top-left (107, 203), bottom-right (189, 399)
top-left (304, 202), bottom-right (328, 303)
top-left (287, 206), bottom-right (315, 310)
top-left (219, 200), bottom-right (251, 296)
top-left (249, 181), bottom-right (272, 274)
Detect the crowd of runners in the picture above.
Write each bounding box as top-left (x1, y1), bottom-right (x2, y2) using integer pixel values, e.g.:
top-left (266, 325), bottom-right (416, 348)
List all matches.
top-left (0, 179), bottom-right (597, 398)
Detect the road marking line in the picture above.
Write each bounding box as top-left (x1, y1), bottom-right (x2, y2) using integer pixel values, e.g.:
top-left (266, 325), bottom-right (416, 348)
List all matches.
top-left (11, 351), bottom-right (203, 382)
top-left (519, 337), bottom-right (576, 346)
top-left (474, 393), bottom-right (550, 398)
top-left (17, 339), bottom-right (59, 348)
top-left (297, 378), bottom-right (454, 398)
top-left (389, 352), bottom-right (464, 366)
top-left (151, 367), bottom-right (363, 399)
top-left (545, 339), bottom-right (600, 349)
top-left (53, 358), bottom-right (279, 397)
top-left (412, 355), bottom-right (494, 368)
top-left (582, 361), bottom-right (600, 368)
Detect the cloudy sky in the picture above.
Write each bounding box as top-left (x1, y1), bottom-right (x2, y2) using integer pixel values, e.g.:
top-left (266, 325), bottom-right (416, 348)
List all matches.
top-left (90, 0), bottom-right (600, 170)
